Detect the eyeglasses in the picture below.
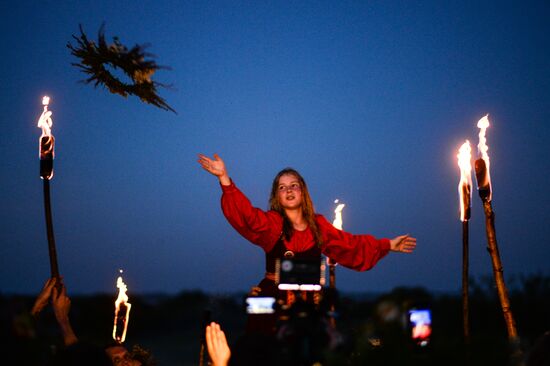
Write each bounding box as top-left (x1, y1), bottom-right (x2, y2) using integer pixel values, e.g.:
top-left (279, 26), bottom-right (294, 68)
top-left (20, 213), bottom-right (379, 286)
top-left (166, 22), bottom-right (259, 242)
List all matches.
top-left (278, 183), bottom-right (301, 192)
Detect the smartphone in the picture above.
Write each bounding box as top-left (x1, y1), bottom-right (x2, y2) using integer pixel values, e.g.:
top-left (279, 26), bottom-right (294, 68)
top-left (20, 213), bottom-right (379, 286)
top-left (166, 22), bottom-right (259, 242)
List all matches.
top-left (246, 297), bottom-right (276, 314)
top-left (277, 258), bottom-right (323, 291)
top-left (408, 308), bottom-right (432, 347)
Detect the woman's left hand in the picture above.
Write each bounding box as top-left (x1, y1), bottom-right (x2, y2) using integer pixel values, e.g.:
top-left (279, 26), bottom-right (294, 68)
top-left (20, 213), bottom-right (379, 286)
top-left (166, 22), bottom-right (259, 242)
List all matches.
top-left (390, 235), bottom-right (417, 253)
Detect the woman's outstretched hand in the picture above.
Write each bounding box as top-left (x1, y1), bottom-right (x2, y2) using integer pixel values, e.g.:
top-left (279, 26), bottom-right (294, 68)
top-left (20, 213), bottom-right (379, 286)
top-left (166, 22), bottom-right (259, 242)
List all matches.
top-left (198, 153), bottom-right (231, 185)
top-left (390, 235), bottom-right (417, 253)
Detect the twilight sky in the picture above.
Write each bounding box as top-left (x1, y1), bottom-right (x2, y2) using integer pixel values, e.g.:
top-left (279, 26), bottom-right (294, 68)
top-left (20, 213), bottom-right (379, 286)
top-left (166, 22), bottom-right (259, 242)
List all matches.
top-left (1, 0), bottom-right (549, 295)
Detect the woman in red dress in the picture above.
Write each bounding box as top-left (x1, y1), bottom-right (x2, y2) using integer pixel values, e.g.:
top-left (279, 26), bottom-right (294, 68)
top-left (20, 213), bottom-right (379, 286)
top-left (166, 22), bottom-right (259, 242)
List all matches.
top-left (198, 153), bottom-right (416, 294)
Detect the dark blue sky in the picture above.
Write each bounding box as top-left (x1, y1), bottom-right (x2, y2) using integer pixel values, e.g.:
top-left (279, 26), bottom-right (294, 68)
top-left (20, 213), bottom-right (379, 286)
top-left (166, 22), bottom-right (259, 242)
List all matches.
top-left (1, 1), bottom-right (549, 295)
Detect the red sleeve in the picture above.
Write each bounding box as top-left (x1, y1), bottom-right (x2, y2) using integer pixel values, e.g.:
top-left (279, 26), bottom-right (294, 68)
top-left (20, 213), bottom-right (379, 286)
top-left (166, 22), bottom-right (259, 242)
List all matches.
top-left (220, 180), bottom-right (282, 252)
top-left (317, 215), bottom-right (391, 271)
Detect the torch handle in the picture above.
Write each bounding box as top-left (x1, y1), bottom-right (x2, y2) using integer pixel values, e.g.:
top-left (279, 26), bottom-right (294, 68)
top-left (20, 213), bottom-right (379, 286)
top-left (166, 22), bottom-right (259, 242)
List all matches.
top-left (461, 221), bottom-right (470, 344)
top-left (199, 310), bottom-right (211, 366)
top-left (328, 262), bottom-right (337, 328)
top-left (329, 263), bottom-right (336, 289)
top-left (482, 201), bottom-right (518, 341)
top-left (43, 179), bottom-right (59, 279)
top-left (199, 345), bottom-right (205, 366)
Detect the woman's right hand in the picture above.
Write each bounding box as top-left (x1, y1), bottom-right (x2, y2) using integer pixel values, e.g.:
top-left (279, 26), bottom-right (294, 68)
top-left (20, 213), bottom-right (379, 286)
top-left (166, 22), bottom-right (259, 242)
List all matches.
top-left (51, 283), bottom-right (79, 346)
top-left (198, 153), bottom-right (231, 185)
top-left (52, 284), bottom-right (71, 324)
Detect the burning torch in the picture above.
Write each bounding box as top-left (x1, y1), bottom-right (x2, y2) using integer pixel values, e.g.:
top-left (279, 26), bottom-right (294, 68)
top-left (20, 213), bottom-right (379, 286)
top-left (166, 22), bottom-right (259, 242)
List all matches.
top-left (330, 199), bottom-right (346, 288)
top-left (457, 140), bottom-right (472, 344)
top-left (326, 199), bottom-right (346, 328)
top-left (37, 96), bottom-right (59, 279)
top-left (113, 273), bottom-right (132, 343)
top-left (473, 115), bottom-right (521, 351)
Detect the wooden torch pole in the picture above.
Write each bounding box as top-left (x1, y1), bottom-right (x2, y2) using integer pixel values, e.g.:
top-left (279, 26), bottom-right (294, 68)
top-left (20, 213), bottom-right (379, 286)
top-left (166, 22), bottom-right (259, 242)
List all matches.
top-left (475, 158), bottom-right (522, 363)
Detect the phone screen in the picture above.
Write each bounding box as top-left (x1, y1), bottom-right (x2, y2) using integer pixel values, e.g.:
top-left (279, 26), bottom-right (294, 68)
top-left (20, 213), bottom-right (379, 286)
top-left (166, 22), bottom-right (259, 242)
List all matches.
top-left (277, 258), bottom-right (323, 291)
top-left (408, 309), bottom-right (432, 346)
top-left (246, 297), bottom-right (276, 314)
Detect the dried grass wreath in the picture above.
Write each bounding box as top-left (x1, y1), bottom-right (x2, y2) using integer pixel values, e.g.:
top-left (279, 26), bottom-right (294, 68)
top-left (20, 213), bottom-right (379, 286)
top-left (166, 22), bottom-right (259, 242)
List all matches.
top-left (67, 25), bottom-right (176, 113)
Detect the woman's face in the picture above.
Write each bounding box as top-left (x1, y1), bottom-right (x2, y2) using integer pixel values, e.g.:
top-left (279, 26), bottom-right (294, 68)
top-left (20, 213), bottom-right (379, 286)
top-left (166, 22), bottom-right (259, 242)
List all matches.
top-left (277, 174), bottom-right (303, 210)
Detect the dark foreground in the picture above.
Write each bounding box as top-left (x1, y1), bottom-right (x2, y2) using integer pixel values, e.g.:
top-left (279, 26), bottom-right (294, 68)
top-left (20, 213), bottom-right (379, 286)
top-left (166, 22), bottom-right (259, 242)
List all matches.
top-left (2, 274), bottom-right (549, 366)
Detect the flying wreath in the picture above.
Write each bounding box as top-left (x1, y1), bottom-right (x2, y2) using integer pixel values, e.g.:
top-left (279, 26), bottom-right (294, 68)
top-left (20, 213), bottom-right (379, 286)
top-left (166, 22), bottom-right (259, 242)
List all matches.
top-left (67, 25), bottom-right (176, 114)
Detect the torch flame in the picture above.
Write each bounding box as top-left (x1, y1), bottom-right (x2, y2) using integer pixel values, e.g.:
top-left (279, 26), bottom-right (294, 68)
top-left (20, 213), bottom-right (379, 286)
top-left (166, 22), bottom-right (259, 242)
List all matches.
top-left (37, 96), bottom-right (55, 180)
top-left (477, 114), bottom-right (492, 201)
top-left (332, 199), bottom-right (345, 230)
top-left (112, 275), bottom-right (132, 343)
top-left (37, 96), bottom-right (53, 138)
top-left (457, 141), bottom-right (472, 222)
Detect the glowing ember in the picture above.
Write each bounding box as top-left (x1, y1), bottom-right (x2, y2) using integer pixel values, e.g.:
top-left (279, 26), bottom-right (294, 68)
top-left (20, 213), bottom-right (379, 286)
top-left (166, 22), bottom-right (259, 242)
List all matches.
top-left (476, 114), bottom-right (492, 201)
top-left (332, 199), bottom-right (345, 230)
top-left (112, 274), bottom-right (132, 343)
top-left (457, 140), bottom-right (472, 222)
top-left (37, 96), bottom-right (55, 180)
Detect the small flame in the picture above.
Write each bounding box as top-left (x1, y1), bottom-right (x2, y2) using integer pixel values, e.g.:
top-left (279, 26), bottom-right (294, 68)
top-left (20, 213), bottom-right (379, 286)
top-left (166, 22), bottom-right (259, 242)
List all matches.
top-left (112, 275), bottom-right (132, 343)
top-left (457, 141), bottom-right (472, 222)
top-left (37, 96), bottom-right (55, 180)
top-left (332, 199), bottom-right (345, 230)
top-left (477, 114), bottom-right (492, 201)
top-left (37, 96), bottom-right (53, 138)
